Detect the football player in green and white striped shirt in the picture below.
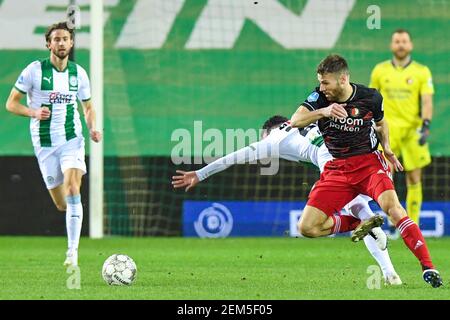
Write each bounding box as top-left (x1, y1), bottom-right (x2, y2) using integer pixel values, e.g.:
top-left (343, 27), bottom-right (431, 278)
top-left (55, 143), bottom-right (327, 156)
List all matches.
top-left (6, 22), bottom-right (102, 267)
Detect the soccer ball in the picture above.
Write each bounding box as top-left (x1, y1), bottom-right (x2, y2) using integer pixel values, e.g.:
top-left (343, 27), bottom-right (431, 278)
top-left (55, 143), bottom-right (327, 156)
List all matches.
top-left (102, 254), bottom-right (137, 286)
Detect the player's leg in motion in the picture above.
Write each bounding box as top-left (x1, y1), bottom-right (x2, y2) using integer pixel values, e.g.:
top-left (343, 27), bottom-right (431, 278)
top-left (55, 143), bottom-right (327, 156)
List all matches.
top-left (298, 181), bottom-right (378, 238)
top-left (345, 195), bottom-right (402, 285)
top-left (63, 168), bottom-right (84, 267)
top-left (48, 184), bottom-right (68, 212)
top-left (377, 189), bottom-right (442, 287)
top-left (297, 206), bottom-right (361, 238)
top-left (49, 168), bottom-right (84, 267)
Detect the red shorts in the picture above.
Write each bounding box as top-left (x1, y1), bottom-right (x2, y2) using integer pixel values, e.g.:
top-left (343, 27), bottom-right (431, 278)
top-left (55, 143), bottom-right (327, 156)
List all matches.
top-left (307, 150), bottom-right (395, 217)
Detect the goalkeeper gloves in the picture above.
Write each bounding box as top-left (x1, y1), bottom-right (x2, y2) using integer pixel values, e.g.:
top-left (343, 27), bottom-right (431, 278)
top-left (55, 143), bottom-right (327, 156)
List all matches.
top-left (419, 119), bottom-right (431, 146)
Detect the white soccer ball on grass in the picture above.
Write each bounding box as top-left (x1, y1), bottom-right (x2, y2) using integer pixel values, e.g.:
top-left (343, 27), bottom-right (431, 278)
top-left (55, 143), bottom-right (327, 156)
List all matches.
top-left (102, 254), bottom-right (137, 286)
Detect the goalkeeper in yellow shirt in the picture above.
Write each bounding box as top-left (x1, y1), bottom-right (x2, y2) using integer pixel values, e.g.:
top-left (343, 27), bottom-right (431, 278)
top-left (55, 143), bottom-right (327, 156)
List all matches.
top-left (370, 29), bottom-right (434, 226)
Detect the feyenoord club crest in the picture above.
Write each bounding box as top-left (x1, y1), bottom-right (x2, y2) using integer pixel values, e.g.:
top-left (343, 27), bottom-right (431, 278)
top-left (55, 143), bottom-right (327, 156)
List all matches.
top-left (350, 107), bottom-right (360, 117)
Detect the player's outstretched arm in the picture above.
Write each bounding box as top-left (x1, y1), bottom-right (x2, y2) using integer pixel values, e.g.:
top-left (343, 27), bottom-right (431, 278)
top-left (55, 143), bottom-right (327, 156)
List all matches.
top-left (375, 119), bottom-right (403, 172)
top-left (5, 88), bottom-right (50, 120)
top-left (81, 99), bottom-right (102, 142)
top-left (172, 139), bottom-right (274, 192)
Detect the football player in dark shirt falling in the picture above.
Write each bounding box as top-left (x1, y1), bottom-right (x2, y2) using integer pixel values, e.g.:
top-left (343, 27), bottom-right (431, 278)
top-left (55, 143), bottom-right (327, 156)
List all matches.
top-left (290, 54), bottom-right (442, 288)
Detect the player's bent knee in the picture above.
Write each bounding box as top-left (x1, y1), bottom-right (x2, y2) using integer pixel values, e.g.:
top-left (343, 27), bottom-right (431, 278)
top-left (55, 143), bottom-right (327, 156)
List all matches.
top-left (301, 229), bottom-right (321, 238)
top-left (378, 191), bottom-right (404, 216)
top-left (388, 205), bottom-right (407, 225)
top-left (66, 184), bottom-right (81, 196)
top-left (379, 201), bottom-right (406, 225)
top-left (378, 197), bottom-right (406, 223)
top-left (298, 222), bottom-right (320, 238)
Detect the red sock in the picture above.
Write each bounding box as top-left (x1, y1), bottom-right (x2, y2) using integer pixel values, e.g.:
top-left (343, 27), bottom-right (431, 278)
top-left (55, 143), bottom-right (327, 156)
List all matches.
top-left (397, 216), bottom-right (434, 270)
top-left (331, 215), bottom-right (361, 234)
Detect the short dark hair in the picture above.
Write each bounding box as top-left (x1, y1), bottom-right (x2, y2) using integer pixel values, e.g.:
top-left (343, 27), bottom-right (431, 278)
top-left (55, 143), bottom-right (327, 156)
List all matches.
top-left (262, 115), bottom-right (289, 133)
top-left (45, 21), bottom-right (74, 42)
top-left (392, 28), bottom-right (412, 40)
top-left (316, 54), bottom-right (349, 75)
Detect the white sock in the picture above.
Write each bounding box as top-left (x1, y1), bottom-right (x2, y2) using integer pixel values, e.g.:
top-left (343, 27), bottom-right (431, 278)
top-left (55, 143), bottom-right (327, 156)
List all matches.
top-left (364, 235), bottom-right (397, 278)
top-left (66, 194), bottom-right (83, 251)
top-left (346, 195), bottom-right (374, 221)
top-left (346, 195), bottom-right (397, 277)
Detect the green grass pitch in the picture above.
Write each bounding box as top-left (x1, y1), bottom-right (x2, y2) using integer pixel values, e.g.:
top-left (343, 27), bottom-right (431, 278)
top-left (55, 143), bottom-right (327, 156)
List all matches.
top-left (0, 236), bottom-right (448, 300)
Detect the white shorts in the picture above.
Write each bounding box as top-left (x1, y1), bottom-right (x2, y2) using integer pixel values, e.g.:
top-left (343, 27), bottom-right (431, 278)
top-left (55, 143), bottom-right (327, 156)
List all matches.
top-left (34, 136), bottom-right (87, 189)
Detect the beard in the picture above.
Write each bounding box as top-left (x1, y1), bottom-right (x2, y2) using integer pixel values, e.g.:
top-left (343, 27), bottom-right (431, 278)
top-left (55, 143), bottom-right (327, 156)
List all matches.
top-left (393, 49), bottom-right (410, 60)
top-left (326, 88), bottom-right (344, 102)
top-left (53, 48), bottom-right (70, 60)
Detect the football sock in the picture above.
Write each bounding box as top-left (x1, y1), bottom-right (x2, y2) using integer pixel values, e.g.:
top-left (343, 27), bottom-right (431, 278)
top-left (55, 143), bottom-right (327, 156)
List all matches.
top-left (397, 216), bottom-right (434, 270)
top-left (407, 182), bottom-right (422, 225)
top-left (347, 197), bottom-right (374, 221)
top-left (363, 235), bottom-right (397, 278)
top-left (331, 215), bottom-right (361, 234)
top-left (66, 194), bottom-right (83, 251)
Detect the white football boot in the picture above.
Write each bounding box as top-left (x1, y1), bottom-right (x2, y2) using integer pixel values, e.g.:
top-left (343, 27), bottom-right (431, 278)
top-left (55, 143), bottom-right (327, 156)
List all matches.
top-left (368, 227), bottom-right (388, 251)
top-left (384, 273), bottom-right (403, 286)
top-left (63, 248), bottom-right (78, 267)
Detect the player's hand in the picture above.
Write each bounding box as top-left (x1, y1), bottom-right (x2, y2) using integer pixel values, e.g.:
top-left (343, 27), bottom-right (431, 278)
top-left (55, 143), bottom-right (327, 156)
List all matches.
top-left (172, 170), bottom-right (199, 192)
top-left (322, 103), bottom-right (347, 119)
top-left (32, 107), bottom-right (51, 120)
top-left (418, 119), bottom-right (430, 146)
top-left (90, 129), bottom-right (102, 142)
top-left (384, 149), bottom-right (403, 172)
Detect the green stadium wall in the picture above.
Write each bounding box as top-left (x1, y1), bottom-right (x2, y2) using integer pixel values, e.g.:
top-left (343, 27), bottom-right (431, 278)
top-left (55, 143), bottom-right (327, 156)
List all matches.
top-left (0, 0), bottom-right (449, 156)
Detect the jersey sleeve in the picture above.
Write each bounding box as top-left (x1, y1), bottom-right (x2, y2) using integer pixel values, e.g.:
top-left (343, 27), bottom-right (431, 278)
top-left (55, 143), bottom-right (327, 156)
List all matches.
top-left (420, 66), bottom-right (434, 95)
top-left (14, 62), bottom-right (35, 94)
top-left (369, 65), bottom-right (381, 90)
top-left (372, 90), bottom-right (384, 122)
top-left (77, 66), bottom-right (91, 101)
top-left (195, 138), bottom-right (276, 181)
top-left (302, 89), bottom-right (321, 111)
